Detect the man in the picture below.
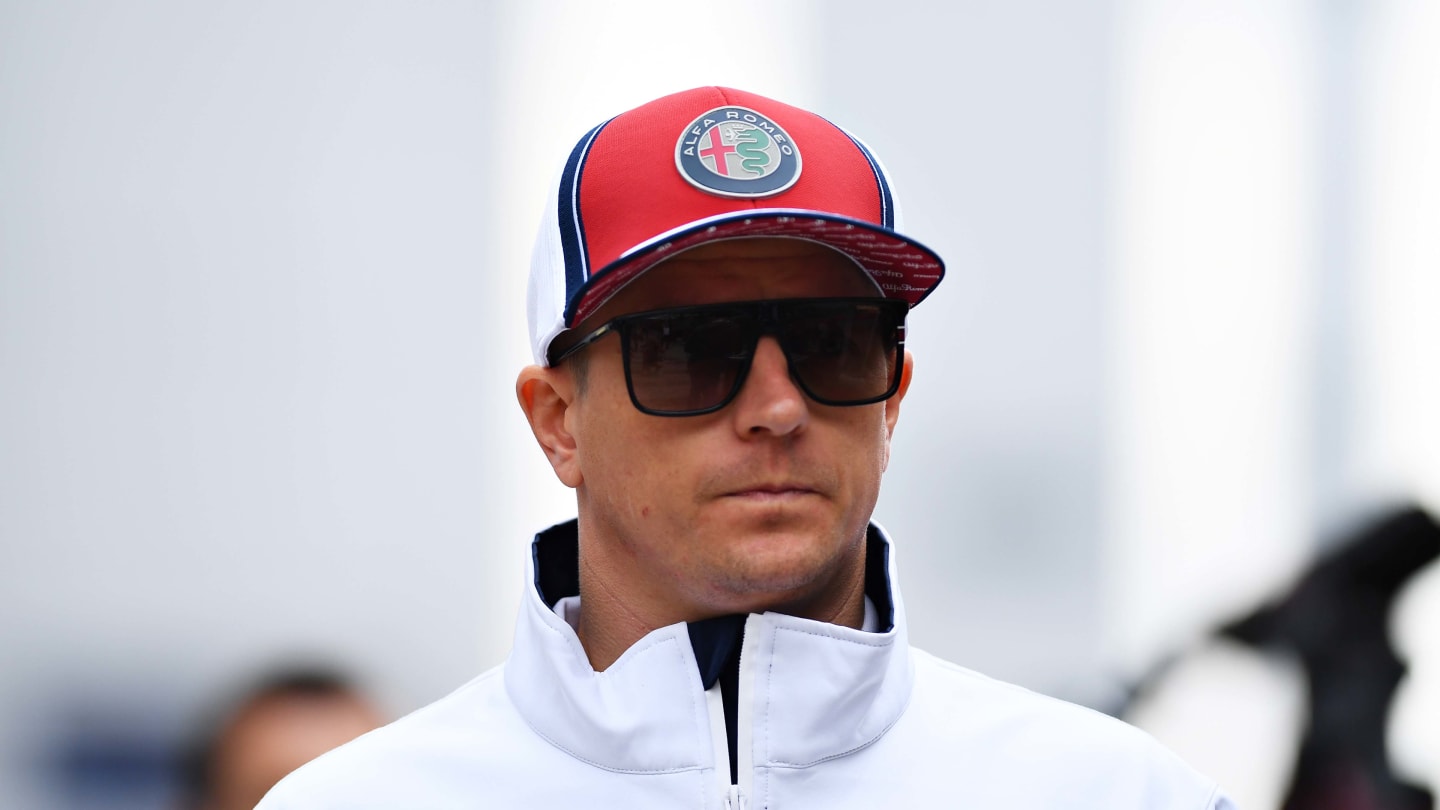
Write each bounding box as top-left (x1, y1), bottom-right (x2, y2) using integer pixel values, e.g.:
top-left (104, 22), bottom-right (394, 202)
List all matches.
top-left (259, 87), bottom-right (1233, 808)
top-left (184, 668), bottom-right (382, 810)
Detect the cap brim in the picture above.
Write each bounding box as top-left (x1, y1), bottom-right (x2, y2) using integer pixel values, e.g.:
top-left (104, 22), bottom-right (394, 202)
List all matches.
top-left (563, 209), bottom-right (946, 329)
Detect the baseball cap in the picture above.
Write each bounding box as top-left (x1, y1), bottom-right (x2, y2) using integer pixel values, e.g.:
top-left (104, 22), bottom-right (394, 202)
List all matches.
top-left (527, 86), bottom-right (946, 366)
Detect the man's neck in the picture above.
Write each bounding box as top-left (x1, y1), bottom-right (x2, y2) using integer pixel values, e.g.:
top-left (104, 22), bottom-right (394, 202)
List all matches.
top-left (527, 520), bottom-right (882, 671)
top-left (572, 560), bottom-right (868, 672)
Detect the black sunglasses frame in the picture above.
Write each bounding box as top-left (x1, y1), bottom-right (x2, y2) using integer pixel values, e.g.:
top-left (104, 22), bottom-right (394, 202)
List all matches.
top-left (550, 297), bottom-right (909, 417)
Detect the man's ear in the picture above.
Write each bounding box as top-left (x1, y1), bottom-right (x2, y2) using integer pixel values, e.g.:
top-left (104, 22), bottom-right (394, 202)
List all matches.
top-left (880, 351), bottom-right (914, 472)
top-left (885, 350), bottom-right (914, 439)
top-left (516, 365), bottom-right (583, 488)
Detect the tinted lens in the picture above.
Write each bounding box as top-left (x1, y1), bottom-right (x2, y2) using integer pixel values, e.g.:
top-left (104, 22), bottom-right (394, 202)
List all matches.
top-left (616, 299), bottom-right (905, 416)
top-left (781, 302), bottom-right (901, 405)
top-left (623, 310), bottom-right (751, 414)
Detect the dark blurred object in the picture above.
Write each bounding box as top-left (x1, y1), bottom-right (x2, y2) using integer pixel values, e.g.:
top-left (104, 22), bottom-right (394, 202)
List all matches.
top-left (179, 666), bottom-right (384, 810)
top-left (38, 685), bottom-right (183, 810)
top-left (1220, 506), bottom-right (1439, 810)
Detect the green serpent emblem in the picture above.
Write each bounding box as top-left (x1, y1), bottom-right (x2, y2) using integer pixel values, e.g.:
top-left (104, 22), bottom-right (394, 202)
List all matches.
top-left (733, 126), bottom-right (772, 175)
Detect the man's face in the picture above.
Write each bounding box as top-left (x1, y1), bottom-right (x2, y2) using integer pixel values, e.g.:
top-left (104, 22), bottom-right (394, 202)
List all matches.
top-left (522, 237), bottom-right (912, 628)
top-left (205, 693), bottom-right (382, 810)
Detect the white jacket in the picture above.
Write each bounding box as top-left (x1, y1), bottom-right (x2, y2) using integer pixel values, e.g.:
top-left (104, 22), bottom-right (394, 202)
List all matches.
top-left (259, 521), bottom-right (1234, 809)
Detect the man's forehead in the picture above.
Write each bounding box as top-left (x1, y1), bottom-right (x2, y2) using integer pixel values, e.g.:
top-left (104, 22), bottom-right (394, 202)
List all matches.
top-left (589, 237), bottom-right (880, 321)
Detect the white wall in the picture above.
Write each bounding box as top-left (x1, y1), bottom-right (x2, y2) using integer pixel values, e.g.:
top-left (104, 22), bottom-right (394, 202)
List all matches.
top-left (1, 1), bottom-right (1435, 808)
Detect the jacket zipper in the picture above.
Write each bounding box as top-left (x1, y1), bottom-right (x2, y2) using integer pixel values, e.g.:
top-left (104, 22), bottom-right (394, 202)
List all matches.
top-left (709, 620), bottom-right (760, 810)
top-left (705, 687), bottom-right (734, 807)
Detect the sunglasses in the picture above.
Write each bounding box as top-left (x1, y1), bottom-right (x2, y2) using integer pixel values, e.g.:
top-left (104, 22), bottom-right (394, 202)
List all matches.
top-left (549, 297), bottom-right (908, 416)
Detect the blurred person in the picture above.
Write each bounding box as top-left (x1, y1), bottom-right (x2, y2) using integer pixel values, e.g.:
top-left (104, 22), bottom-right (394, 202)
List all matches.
top-left (1223, 507), bottom-right (1437, 810)
top-left (1125, 507), bottom-right (1439, 810)
top-left (182, 668), bottom-right (382, 810)
top-left (259, 87), bottom-right (1232, 808)
top-left (1391, 543), bottom-right (1440, 801)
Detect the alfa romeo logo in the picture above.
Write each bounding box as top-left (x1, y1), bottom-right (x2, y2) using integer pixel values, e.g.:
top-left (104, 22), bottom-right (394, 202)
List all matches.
top-left (675, 106), bottom-right (802, 198)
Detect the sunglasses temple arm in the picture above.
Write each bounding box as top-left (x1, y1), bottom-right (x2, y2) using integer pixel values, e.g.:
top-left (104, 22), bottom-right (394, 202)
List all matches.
top-left (550, 322), bottom-right (616, 366)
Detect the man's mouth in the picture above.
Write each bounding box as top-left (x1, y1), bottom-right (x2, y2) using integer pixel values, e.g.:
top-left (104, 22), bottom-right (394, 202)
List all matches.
top-left (724, 483), bottom-right (819, 499)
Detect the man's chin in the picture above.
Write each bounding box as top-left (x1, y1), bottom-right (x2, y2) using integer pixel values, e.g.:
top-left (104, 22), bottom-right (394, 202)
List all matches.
top-left (700, 544), bottom-right (858, 617)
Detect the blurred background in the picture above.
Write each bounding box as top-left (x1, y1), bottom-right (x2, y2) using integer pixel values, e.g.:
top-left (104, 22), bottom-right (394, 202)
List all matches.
top-left (1, 0), bottom-right (1436, 808)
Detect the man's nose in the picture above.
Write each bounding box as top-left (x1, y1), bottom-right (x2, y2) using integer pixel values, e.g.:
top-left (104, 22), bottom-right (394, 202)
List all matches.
top-left (730, 336), bottom-right (809, 436)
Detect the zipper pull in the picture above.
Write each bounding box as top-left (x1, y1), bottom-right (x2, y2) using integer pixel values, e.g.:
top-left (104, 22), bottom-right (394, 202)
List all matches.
top-left (724, 785), bottom-right (749, 810)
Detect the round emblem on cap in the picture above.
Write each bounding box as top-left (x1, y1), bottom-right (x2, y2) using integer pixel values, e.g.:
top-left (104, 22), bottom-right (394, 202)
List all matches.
top-left (674, 106), bottom-right (802, 198)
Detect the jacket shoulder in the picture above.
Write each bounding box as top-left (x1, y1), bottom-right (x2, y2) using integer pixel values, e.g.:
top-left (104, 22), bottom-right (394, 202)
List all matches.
top-left (256, 666), bottom-right (523, 809)
top-left (895, 649), bottom-right (1233, 809)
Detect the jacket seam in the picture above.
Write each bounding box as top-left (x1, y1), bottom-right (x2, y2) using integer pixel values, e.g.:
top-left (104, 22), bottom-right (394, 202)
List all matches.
top-left (773, 625), bottom-right (894, 647)
top-left (761, 702), bottom-right (910, 768)
top-left (513, 627), bottom-right (710, 774)
top-left (756, 624), bottom-right (907, 770)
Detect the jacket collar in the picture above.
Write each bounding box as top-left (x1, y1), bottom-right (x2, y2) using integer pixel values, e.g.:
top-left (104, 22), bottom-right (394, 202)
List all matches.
top-left (505, 520), bottom-right (915, 774)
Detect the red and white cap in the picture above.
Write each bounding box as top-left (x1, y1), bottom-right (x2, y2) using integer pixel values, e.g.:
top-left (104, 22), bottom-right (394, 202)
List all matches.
top-left (528, 86), bottom-right (946, 365)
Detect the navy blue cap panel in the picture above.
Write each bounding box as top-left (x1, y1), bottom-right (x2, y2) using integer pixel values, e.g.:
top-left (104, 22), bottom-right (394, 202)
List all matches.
top-left (557, 121), bottom-right (611, 308)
